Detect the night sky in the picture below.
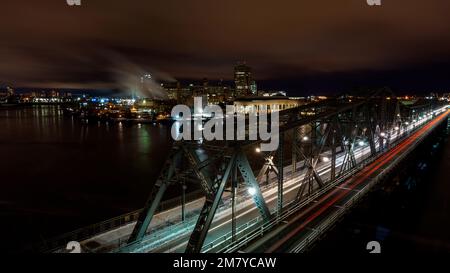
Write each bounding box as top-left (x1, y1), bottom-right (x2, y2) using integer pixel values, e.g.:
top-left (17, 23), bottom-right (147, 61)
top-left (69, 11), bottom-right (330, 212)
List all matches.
top-left (1, 0), bottom-right (450, 95)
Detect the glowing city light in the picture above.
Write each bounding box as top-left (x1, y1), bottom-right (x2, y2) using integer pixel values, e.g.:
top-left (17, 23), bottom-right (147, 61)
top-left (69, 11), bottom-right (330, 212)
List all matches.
top-left (248, 187), bottom-right (257, 196)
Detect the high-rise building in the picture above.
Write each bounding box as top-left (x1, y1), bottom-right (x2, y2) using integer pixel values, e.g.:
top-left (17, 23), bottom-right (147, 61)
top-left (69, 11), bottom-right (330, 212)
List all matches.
top-left (234, 62), bottom-right (256, 97)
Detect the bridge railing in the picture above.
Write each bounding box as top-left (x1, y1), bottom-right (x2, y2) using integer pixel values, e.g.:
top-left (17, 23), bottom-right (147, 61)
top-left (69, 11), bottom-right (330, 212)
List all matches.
top-left (135, 127), bottom-right (389, 253)
top-left (44, 161), bottom-right (291, 253)
top-left (33, 189), bottom-right (205, 252)
top-left (114, 178), bottom-right (286, 253)
top-left (207, 110), bottom-right (447, 253)
top-left (215, 150), bottom-right (393, 253)
top-left (203, 161), bottom-right (370, 253)
top-left (290, 118), bottom-right (445, 253)
top-left (203, 121), bottom-right (423, 253)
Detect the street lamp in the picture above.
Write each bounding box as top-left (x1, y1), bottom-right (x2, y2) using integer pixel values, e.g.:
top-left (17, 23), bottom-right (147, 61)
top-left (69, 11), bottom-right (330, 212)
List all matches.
top-left (255, 147), bottom-right (261, 153)
top-left (248, 187), bottom-right (257, 196)
top-left (358, 140), bottom-right (365, 147)
top-left (302, 136), bottom-right (309, 141)
top-left (322, 156), bottom-right (330, 162)
top-left (380, 132), bottom-right (386, 138)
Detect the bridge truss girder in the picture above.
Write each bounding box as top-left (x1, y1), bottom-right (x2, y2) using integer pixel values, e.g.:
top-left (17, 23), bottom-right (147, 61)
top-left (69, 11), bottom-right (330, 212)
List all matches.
top-left (125, 90), bottom-right (439, 253)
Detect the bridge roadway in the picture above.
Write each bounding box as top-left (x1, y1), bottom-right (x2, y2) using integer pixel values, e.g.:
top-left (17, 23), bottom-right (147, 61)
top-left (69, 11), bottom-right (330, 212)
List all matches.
top-left (86, 139), bottom-right (377, 253)
top-left (75, 106), bottom-right (448, 253)
top-left (242, 108), bottom-right (450, 253)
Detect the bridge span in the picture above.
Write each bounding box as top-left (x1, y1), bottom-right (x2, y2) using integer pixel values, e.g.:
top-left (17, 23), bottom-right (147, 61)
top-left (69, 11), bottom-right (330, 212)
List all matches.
top-left (38, 93), bottom-right (448, 254)
top-left (240, 108), bottom-right (450, 253)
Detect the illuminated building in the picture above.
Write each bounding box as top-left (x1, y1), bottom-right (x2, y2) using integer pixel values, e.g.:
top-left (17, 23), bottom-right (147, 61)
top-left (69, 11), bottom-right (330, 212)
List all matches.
top-left (233, 96), bottom-right (307, 114)
top-left (161, 80), bottom-right (233, 106)
top-left (234, 62), bottom-right (256, 97)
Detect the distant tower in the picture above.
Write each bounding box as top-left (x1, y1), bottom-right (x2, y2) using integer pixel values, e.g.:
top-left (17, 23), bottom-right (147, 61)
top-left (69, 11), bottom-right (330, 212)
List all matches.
top-left (234, 62), bottom-right (255, 97)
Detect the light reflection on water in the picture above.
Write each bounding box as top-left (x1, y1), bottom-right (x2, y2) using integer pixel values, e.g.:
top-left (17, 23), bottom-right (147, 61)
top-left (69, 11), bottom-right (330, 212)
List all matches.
top-left (0, 105), bottom-right (171, 250)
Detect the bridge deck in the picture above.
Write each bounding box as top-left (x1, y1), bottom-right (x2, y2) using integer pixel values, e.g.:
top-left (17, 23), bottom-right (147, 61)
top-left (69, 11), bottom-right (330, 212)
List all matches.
top-left (242, 109), bottom-right (450, 253)
top-left (52, 107), bottom-right (448, 253)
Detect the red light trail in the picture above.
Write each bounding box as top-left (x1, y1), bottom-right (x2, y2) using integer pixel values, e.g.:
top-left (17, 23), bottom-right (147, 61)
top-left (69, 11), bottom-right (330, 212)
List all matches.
top-left (267, 110), bottom-right (450, 252)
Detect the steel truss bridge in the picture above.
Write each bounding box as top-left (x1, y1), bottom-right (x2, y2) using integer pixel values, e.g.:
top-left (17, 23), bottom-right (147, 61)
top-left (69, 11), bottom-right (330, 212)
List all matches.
top-left (40, 90), bottom-right (449, 253)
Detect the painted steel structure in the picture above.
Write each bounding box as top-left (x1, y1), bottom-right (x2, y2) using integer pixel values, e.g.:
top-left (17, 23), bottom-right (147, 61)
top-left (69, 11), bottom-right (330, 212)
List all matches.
top-left (123, 89), bottom-right (445, 253)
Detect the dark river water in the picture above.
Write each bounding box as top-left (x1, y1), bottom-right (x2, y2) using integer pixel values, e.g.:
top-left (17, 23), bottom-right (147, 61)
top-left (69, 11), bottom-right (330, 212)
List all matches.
top-left (0, 106), bottom-right (172, 251)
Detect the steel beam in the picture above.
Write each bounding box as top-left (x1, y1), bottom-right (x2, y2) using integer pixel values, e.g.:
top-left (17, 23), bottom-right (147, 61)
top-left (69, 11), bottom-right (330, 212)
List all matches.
top-left (185, 154), bottom-right (236, 253)
top-left (183, 146), bottom-right (213, 196)
top-left (127, 148), bottom-right (181, 244)
top-left (236, 151), bottom-right (271, 221)
top-left (277, 131), bottom-right (284, 218)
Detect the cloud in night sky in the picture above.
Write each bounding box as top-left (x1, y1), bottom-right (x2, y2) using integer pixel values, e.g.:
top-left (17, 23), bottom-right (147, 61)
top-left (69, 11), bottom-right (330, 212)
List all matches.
top-left (1, 0), bottom-right (450, 94)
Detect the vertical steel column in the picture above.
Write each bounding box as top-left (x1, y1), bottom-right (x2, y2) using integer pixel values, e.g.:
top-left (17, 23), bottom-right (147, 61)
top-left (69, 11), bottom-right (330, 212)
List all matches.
top-left (292, 128), bottom-right (298, 173)
top-left (231, 162), bottom-right (237, 242)
top-left (277, 131), bottom-right (284, 219)
top-left (330, 120), bottom-right (337, 182)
